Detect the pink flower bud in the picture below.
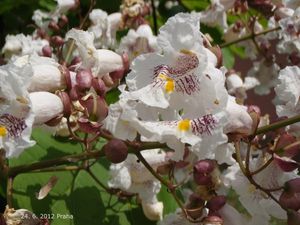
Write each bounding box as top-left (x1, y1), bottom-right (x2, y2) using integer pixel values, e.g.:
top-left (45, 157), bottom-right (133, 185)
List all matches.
top-left (70, 56), bottom-right (81, 66)
top-left (206, 196), bottom-right (226, 212)
top-left (48, 21), bottom-right (60, 32)
top-left (92, 78), bottom-right (106, 97)
top-left (284, 178), bottom-right (300, 194)
top-left (51, 36), bottom-right (64, 47)
top-left (42, 45), bottom-right (52, 57)
top-left (80, 96), bottom-right (108, 122)
top-left (194, 160), bottom-right (215, 174)
top-left (194, 173), bottom-right (212, 185)
top-left (76, 69), bottom-right (93, 91)
top-left (280, 191), bottom-right (300, 211)
top-left (109, 69), bottom-right (125, 81)
top-left (103, 139), bottom-right (128, 163)
top-left (58, 15), bottom-right (69, 28)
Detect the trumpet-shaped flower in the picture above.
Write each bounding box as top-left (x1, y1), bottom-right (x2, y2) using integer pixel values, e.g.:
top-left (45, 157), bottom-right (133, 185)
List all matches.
top-left (118, 24), bottom-right (159, 62)
top-left (0, 62), bottom-right (35, 158)
top-left (66, 29), bottom-right (124, 77)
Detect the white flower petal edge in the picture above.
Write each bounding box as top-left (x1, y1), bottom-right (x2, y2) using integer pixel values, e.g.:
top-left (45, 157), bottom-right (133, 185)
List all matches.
top-left (275, 66), bottom-right (300, 117)
top-left (0, 61), bottom-right (35, 158)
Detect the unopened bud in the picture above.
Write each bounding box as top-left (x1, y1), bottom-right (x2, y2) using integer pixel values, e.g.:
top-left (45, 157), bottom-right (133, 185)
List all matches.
top-left (76, 69), bottom-right (93, 91)
top-left (279, 191), bottom-right (300, 211)
top-left (284, 178), bottom-right (300, 194)
top-left (51, 36), bottom-right (64, 47)
top-left (92, 78), bottom-right (106, 96)
top-left (109, 69), bottom-right (125, 81)
top-left (42, 45), bottom-right (52, 57)
top-left (58, 15), bottom-right (69, 28)
top-left (194, 173), bottom-right (212, 185)
top-left (103, 139), bottom-right (128, 164)
top-left (206, 196), bottom-right (226, 212)
top-left (48, 21), bottom-right (60, 32)
top-left (186, 207), bottom-right (204, 220)
top-left (81, 96), bottom-right (108, 122)
top-left (194, 160), bottom-right (215, 174)
top-left (203, 215), bottom-right (224, 225)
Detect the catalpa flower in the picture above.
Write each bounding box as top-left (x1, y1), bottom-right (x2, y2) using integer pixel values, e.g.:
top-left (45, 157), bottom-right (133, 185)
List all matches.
top-left (88, 9), bottom-right (121, 49)
top-left (126, 13), bottom-right (228, 119)
top-left (108, 149), bottom-right (166, 220)
top-left (2, 34), bottom-right (48, 59)
top-left (223, 157), bottom-right (296, 225)
top-left (66, 29), bottom-right (124, 77)
top-left (117, 24), bottom-right (159, 62)
top-left (0, 62), bottom-right (35, 158)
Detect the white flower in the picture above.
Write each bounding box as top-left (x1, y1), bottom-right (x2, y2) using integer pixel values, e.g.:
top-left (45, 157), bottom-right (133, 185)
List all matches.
top-left (126, 13), bottom-right (228, 119)
top-left (55, 0), bottom-right (76, 14)
top-left (283, 0), bottom-right (300, 9)
top-left (199, 0), bottom-right (233, 29)
top-left (1, 34), bottom-right (48, 59)
top-left (226, 73), bottom-right (260, 99)
top-left (223, 158), bottom-right (296, 224)
top-left (224, 96), bottom-right (253, 135)
top-left (277, 7), bottom-right (300, 53)
top-left (275, 66), bottom-right (300, 117)
top-left (158, 209), bottom-right (196, 225)
top-left (32, 9), bottom-right (51, 28)
top-left (29, 92), bottom-right (63, 125)
top-left (117, 24), bottom-right (159, 62)
top-left (129, 112), bottom-right (228, 161)
top-left (247, 58), bottom-right (280, 95)
top-left (108, 149), bottom-right (166, 220)
top-left (66, 29), bottom-right (124, 77)
top-left (0, 62), bottom-right (35, 158)
top-left (88, 9), bottom-right (121, 49)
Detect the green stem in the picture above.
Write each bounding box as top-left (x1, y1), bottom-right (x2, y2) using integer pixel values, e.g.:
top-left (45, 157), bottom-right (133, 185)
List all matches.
top-left (220, 27), bottom-right (280, 48)
top-left (7, 177), bottom-right (13, 208)
top-left (255, 114), bottom-right (300, 135)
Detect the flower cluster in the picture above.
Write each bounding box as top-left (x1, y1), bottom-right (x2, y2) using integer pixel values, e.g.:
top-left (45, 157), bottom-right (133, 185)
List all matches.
top-left (1, 0), bottom-right (300, 225)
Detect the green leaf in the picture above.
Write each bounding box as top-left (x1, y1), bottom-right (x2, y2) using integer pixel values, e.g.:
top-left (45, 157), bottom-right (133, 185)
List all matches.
top-left (180, 0), bottom-right (210, 11)
top-left (222, 47), bottom-right (235, 69)
top-left (106, 88), bottom-right (121, 105)
top-left (9, 130), bottom-right (157, 224)
top-left (157, 186), bottom-right (178, 216)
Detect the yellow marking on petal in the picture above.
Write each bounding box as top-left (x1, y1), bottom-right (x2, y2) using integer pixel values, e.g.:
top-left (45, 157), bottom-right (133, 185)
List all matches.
top-left (0, 126), bottom-right (7, 137)
top-left (180, 49), bottom-right (195, 55)
top-left (178, 119), bottom-right (191, 132)
top-left (165, 80), bottom-right (175, 93)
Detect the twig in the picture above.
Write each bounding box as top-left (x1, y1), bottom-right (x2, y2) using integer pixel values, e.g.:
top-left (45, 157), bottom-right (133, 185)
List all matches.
top-left (220, 26), bottom-right (280, 48)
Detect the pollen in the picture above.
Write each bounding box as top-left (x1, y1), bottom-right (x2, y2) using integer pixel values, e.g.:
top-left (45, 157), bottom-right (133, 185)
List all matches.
top-left (0, 126), bottom-right (7, 137)
top-left (178, 119), bottom-right (191, 132)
